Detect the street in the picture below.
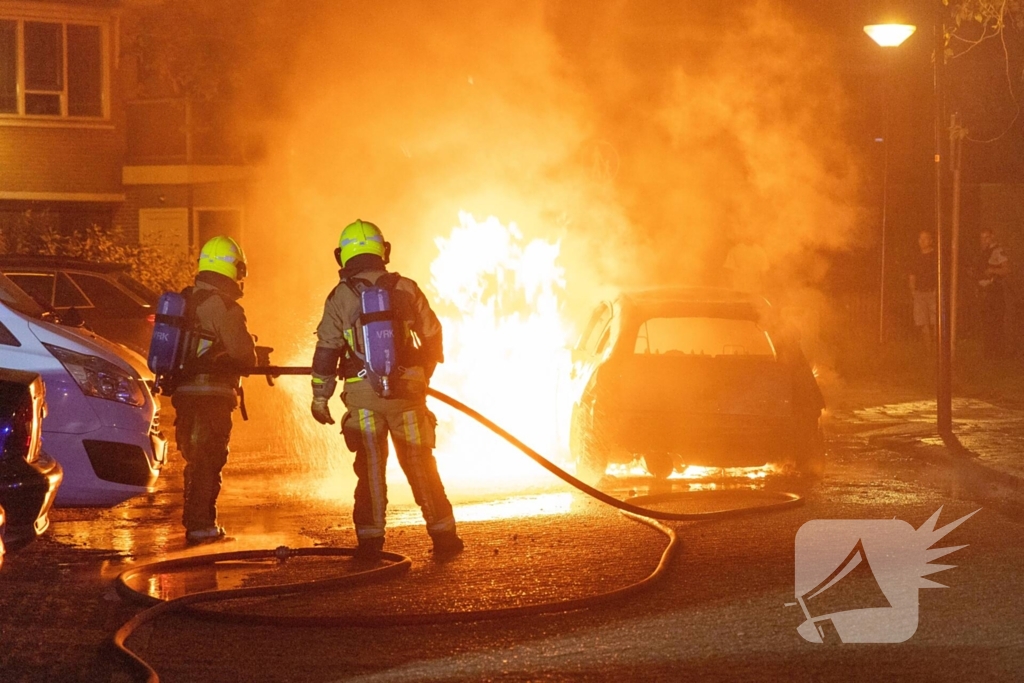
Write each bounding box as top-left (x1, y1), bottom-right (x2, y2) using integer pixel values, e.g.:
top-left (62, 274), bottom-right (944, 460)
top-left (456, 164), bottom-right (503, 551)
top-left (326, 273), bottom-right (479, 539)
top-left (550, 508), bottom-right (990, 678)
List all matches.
top-left (1, 383), bottom-right (1022, 683)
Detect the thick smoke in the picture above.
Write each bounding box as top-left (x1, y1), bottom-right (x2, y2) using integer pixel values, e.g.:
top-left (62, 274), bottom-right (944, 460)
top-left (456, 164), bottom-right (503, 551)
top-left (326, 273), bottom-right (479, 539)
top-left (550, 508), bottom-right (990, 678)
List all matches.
top-left (236, 0), bottom-right (863, 334)
top-left (222, 0), bottom-right (864, 493)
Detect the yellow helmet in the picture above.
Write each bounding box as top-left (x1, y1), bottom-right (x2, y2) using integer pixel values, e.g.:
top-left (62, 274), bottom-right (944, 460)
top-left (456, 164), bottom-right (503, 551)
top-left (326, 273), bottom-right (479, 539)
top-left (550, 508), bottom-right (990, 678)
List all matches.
top-left (336, 219), bottom-right (389, 267)
top-left (198, 236), bottom-right (247, 280)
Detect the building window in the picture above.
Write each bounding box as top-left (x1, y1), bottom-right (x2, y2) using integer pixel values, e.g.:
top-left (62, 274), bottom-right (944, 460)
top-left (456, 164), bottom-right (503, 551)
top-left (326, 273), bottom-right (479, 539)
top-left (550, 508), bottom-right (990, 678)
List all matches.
top-left (0, 17), bottom-right (107, 119)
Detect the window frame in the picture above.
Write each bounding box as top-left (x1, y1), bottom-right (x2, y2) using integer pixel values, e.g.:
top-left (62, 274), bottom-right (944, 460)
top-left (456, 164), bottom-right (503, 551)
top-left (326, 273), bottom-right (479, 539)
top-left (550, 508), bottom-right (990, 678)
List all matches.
top-left (66, 270), bottom-right (151, 314)
top-left (0, 11), bottom-right (110, 122)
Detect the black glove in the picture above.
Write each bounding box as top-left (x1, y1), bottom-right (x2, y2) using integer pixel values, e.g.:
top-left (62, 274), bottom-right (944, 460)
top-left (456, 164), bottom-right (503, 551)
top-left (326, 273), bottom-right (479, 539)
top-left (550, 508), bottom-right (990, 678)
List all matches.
top-left (255, 346), bottom-right (274, 368)
top-left (311, 397), bottom-right (335, 425)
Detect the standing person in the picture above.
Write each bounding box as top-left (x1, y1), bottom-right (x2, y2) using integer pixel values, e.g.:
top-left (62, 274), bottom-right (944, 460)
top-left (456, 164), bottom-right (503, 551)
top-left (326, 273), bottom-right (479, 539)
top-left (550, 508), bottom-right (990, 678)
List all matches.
top-left (908, 230), bottom-right (938, 351)
top-left (309, 219), bottom-right (462, 559)
top-left (173, 236), bottom-right (257, 545)
top-left (976, 228), bottom-right (1010, 359)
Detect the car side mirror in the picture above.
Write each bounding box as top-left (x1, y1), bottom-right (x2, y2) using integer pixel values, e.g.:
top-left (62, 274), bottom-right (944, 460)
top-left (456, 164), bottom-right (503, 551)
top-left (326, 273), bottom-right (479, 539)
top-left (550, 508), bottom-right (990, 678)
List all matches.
top-left (61, 307), bottom-right (86, 328)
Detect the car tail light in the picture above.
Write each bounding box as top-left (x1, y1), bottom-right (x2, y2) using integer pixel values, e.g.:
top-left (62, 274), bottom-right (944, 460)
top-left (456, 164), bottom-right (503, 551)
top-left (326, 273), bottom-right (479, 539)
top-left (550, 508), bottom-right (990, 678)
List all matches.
top-left (146, 314), bottom-right (156, 324)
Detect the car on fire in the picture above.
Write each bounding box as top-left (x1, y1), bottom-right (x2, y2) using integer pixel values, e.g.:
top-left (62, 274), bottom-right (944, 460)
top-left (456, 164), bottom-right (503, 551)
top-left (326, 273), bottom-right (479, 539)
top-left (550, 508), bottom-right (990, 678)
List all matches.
top-left (569, 288), bottom-right (825, 482)
top-left (0, 256), bottom-right (158, 356)
top-left (0, 272), bottom-right (166, 506)
top-left (0, 368), bottom-right (62, 548)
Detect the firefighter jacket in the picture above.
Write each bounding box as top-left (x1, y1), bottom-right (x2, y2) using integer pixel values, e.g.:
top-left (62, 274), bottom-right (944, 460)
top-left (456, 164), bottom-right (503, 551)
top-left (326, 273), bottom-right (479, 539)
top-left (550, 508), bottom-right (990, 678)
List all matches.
top-left (174, 271), bottom-right (257, 400)
top-left (312, 265), bottom-right (444, 403)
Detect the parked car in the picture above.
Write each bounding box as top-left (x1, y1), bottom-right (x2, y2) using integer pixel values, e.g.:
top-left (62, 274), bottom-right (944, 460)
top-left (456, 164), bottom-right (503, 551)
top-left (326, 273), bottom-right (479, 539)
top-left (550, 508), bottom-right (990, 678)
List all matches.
top-left (569, 287), bottom-right (825, 482)
top-left (0, 273), bottom-right (166, 506)
top-left (0, 369), bottom-right (63, 548)
top-left (0, 256), bottom-right (158, 356)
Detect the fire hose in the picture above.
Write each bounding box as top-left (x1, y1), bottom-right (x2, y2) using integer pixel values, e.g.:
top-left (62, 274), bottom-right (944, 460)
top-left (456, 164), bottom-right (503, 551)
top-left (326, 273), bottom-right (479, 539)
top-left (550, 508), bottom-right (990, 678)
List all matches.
top-left (111, 370), bottom-right (805, 683)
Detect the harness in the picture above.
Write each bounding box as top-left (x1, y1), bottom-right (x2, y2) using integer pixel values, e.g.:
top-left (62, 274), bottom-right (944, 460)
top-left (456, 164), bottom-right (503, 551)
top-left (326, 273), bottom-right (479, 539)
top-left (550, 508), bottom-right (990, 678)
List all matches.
top-left (339, 272), bottom-right (409, 398)
top-left (147, 287), bottom-right (226, 395)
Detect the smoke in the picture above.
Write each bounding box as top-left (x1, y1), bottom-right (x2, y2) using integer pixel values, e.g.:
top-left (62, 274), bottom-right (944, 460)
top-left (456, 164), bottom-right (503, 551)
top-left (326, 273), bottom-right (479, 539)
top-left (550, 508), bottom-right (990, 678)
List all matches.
top-left (215, 0), bottom-right (864, 492)
top-left (234, 0), bottom-right (863, 329)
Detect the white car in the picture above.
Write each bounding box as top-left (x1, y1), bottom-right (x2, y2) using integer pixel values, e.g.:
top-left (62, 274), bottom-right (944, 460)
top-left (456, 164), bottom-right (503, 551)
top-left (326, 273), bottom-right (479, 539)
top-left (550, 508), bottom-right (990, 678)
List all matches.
top-left (0, 273), bottom-right (166, 506)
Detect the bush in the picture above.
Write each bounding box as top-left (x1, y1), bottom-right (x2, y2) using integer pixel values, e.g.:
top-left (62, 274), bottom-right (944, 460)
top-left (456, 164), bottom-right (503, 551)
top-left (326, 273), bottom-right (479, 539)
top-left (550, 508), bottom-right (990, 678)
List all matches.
top-left (0, 214), bottom-right (196, 294)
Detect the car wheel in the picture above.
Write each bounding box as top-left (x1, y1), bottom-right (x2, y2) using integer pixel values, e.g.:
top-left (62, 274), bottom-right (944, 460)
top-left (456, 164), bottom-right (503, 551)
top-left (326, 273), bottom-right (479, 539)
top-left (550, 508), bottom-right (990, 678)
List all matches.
top-left (643, 452), bottom-right (674, 479)
top-left (576, 439), bottom-right (609, 485)
top-left (570, 403), bottom-right (609, 485)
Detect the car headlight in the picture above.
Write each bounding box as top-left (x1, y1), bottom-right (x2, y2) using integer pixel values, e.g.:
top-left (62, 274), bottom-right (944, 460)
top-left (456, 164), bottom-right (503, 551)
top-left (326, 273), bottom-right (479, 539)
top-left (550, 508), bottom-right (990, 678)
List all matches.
top-left (43, 344), bottom-right (146, 407)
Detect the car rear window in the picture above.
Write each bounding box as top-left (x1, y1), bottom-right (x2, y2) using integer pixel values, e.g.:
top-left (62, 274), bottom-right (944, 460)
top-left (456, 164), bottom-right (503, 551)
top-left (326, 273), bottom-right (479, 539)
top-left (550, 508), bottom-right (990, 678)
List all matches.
top-left (6, 272), bottom-right (55, 307)
top-left (634, 317), bottom-right (775, 358)
top-left (68, 273), bottom-right (148, 315)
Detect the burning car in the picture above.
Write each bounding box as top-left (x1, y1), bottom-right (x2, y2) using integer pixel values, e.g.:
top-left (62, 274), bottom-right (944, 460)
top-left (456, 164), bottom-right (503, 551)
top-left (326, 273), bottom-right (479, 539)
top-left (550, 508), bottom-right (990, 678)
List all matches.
top-left (569, 288), bottom-right (825, 481)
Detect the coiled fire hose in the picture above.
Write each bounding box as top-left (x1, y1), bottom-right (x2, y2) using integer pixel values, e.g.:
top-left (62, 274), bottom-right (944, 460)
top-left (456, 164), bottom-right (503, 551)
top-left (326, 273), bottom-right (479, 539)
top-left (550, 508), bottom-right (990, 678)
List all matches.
top-left (111, 377), bottom-right (804, 683)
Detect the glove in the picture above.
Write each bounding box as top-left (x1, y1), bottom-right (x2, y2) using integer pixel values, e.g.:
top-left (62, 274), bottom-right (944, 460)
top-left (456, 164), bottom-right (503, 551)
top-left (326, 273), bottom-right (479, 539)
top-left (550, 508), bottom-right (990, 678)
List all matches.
top-left (255, 346), bottom-right (274, 368)
top-left (311, 398), bottom-right (335, 425)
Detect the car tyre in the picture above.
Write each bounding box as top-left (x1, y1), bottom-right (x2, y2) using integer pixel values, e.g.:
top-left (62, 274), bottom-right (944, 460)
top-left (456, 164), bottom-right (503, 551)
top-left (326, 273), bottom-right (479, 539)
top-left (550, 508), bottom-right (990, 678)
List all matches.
top-left (642, 452), bottom-right (674, 479)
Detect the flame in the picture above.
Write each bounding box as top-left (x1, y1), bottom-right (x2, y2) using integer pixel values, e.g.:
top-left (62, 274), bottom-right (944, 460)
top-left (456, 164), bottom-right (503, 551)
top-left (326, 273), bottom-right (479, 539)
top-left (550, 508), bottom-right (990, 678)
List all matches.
top-left (283, 212), bottom-right (576, 501)
top-left (427, 212), bottom-right (575, 493)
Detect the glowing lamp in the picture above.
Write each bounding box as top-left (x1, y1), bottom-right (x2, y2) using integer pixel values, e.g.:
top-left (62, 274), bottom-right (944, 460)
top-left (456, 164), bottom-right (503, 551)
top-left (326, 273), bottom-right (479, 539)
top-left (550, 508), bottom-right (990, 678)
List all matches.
top-left (863, 24), bottom-right (917, 48)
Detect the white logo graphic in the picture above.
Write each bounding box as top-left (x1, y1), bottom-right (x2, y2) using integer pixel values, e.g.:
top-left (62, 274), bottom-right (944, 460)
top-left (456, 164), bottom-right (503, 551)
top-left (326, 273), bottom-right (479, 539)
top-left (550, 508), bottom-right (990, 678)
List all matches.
top-left (792, 507), bottom-right (978, 643)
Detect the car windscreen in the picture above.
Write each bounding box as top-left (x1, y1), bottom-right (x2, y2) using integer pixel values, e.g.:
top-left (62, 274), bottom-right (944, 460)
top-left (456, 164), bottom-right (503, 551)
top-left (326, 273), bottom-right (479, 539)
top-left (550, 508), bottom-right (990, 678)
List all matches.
top-left (0, 272), bottom-right (47, 319)
top-left (5, 272), bottom-right (54, 308)
top-left (68, 272), bottom-right (150, 316)
top-left (633, 317), bottom-right (775, 358)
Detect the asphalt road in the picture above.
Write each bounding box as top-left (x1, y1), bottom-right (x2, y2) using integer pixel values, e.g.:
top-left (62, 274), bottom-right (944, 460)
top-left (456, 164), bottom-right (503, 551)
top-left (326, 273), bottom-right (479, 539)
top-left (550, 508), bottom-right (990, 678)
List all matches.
top-left (0, 398), bottom-right (1021, 682)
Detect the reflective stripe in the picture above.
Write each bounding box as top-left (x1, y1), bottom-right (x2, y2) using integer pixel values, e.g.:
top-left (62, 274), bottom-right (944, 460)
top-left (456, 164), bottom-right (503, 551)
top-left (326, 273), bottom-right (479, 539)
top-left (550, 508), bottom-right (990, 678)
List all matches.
top-left (427, 514), bottom-right (456, 534)
top-left (359, 409), bottom-right (387, 538)
top-left (401, 410), bottom-right (436, 524)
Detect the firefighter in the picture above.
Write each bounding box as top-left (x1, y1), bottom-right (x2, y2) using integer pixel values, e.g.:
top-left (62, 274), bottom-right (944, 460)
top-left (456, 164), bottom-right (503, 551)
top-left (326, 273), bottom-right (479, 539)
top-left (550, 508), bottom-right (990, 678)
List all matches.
top-left (173, 235), bottom-right (258, 545)
top-left (309, 219), bottom-right (463, 559)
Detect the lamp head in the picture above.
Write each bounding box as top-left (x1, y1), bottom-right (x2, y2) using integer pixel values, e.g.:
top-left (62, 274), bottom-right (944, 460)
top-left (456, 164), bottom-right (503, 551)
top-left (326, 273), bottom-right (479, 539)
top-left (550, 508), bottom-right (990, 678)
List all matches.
top-left (864, 24), bottom-right (917, 47)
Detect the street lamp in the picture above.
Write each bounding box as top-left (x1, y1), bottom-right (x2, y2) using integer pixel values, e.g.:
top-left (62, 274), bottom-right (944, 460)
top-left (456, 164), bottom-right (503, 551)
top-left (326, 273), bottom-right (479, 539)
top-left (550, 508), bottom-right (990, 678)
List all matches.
top-left (864, 23), bottom-right (916, 345)
top-left (864, 24), bottom-right (917, 47)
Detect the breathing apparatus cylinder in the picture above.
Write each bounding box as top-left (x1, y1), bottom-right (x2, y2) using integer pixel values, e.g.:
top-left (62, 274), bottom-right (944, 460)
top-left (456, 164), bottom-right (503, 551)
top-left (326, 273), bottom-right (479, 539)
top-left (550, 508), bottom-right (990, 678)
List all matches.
top-left (148, 292), bottom-right (190, 381)
top-left (359, 286), bottom-right (398, 397)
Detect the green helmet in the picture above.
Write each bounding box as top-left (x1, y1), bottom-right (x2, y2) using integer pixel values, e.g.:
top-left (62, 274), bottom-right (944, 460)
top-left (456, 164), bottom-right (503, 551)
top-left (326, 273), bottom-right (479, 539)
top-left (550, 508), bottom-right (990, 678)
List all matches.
top-left (198, 236), bottom-right (247, 280)
top-left (336, 219), bottom-right (389, 267)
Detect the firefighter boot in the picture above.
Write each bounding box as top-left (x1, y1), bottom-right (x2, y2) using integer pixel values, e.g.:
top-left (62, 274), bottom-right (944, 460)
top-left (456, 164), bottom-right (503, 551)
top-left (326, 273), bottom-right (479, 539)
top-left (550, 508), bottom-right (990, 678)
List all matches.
top-left (431, 531), bottom-right (465, 558)
top-left (354, 536), bottom-right (385, 562)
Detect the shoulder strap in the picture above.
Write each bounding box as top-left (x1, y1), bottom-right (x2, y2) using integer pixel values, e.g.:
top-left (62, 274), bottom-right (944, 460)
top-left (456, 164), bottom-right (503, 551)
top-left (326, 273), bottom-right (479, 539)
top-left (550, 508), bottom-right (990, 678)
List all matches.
top-left (378, 272), bottom-right (402, 291)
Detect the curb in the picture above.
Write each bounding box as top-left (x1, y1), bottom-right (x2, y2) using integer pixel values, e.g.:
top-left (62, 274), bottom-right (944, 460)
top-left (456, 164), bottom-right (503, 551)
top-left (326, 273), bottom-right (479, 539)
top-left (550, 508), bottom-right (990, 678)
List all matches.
top-left (869, 431), bottom-right (1024, 500)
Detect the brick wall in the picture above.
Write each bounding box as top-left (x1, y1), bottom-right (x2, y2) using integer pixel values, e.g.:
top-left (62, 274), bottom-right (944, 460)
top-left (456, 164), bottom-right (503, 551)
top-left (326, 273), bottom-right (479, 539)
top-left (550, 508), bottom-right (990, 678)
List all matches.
top-left (0, 124), bottom-right (124, 194)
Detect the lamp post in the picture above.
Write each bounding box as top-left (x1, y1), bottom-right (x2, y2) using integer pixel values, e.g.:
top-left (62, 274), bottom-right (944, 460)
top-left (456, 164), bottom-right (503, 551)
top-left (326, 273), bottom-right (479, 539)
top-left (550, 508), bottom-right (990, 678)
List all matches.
top-left (864, 24), bottom-right (916, 345)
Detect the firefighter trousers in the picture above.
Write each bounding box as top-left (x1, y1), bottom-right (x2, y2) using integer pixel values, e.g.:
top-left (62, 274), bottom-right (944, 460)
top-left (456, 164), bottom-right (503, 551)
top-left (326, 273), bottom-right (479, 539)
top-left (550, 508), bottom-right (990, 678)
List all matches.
top-left (341, 394), bottom-right (456, 541)
top-left (173, 394), bottom-right (235, 533)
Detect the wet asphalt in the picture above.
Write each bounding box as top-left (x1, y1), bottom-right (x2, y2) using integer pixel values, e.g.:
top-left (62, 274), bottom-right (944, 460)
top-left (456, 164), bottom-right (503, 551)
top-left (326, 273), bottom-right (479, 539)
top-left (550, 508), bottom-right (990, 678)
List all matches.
top-left (1, 389), bottom-right (1022, 682)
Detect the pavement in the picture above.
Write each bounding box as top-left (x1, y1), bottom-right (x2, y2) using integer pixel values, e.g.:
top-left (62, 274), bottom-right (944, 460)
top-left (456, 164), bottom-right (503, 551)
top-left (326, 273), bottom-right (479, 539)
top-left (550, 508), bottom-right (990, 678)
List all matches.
top-left (829, 393), bottom-right (1024, 510)
top-left (1, 386), bottom-right (1023, 682)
